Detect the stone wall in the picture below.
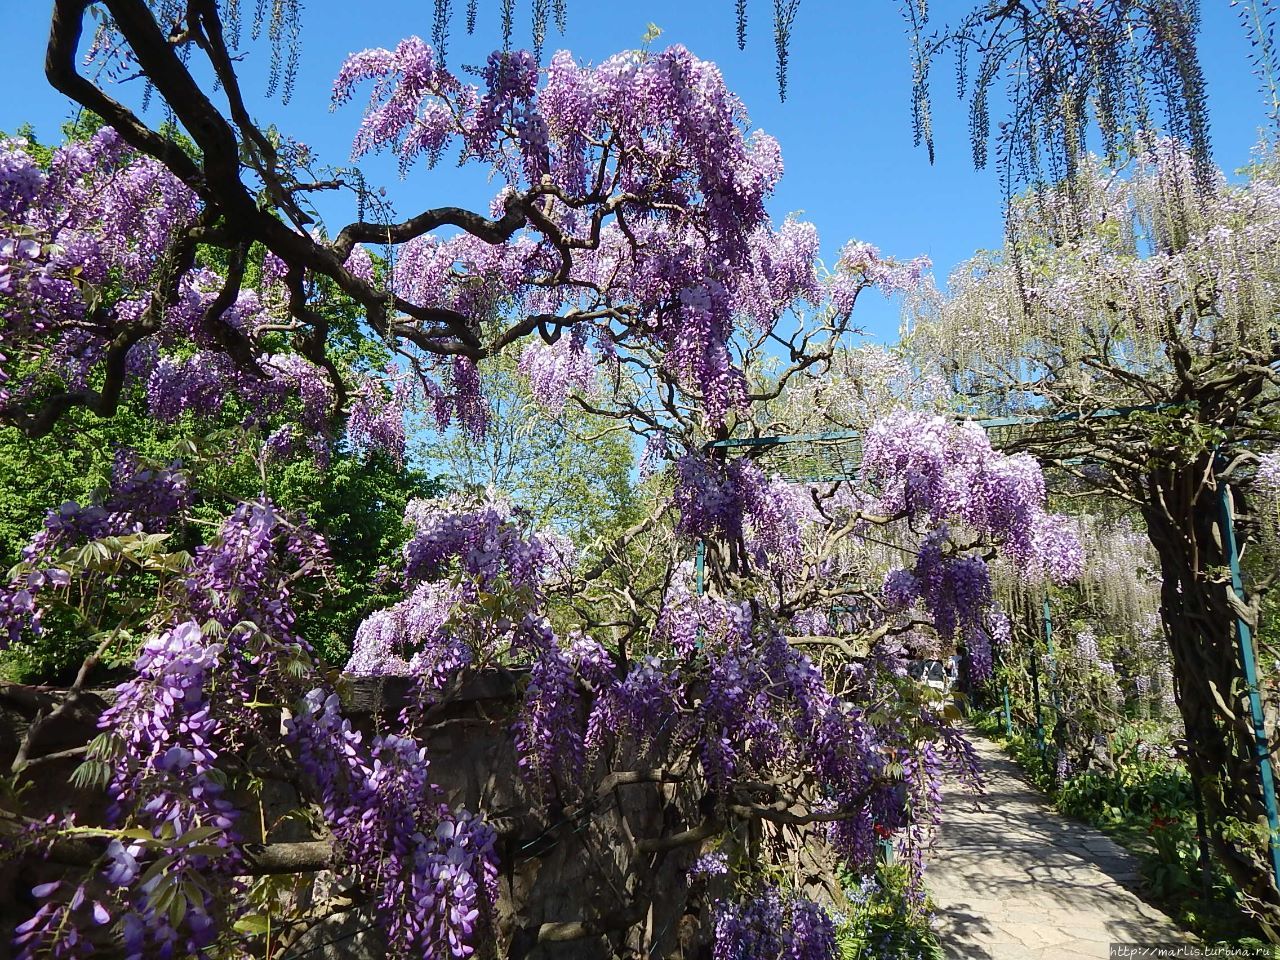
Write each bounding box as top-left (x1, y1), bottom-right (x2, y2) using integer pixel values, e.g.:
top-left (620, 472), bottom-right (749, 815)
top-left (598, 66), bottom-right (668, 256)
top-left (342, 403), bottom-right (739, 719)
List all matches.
top-left (1, 674), bottom-right (807, 959)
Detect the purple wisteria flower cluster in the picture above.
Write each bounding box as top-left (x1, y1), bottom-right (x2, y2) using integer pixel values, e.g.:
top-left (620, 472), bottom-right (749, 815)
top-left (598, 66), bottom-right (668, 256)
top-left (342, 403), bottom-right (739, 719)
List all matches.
top-left (346, 494), bottom-right (564, 679)
top-left (346, 490), bottom-right (954, 898)
top-left (286, 690), bottom-right (498, 958)
top-left (650, 588), bottom-right (956, 881)
top-left (672, 455), bottom-right (808, 572)
top-left (0, 129), bottom-right (197, 406)
top-left (331, 40), bottom-right (837, 430)
top-left (0, 133), bottom-right (407, 463)
top-left (517, 327), bottom-right (602, 414)
top-left (13, 500), bottom-right (328, 958)
top-left (855, 412), bottom-right (1086, 681)
top-left (0, 452), bottom-right (191, 647)
top-left (11, 497), bottom-right (497, 960)
top-left (862, 411), bottom-right (1084, 582)
top-left (712, 887), bottom-right (838, 960)
top-left (346, 495), bottom-right (613, 804)
top-left (346, 366), bottom-right (412, 466)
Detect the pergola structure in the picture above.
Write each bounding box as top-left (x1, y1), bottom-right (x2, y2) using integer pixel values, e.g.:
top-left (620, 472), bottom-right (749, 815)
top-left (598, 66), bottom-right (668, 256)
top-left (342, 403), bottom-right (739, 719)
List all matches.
top-left (702, 407), bottom-right (1280, 891)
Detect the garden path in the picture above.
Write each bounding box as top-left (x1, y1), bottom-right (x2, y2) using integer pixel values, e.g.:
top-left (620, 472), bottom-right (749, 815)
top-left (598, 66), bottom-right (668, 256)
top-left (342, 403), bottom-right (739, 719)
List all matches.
top-left (928, 732), bottom-right (1197, 960)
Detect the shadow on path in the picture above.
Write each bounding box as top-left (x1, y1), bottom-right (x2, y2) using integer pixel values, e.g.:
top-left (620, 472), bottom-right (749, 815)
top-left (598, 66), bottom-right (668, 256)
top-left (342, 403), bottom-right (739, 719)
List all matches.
top-left (928, 733), bottom-right (1195, 960)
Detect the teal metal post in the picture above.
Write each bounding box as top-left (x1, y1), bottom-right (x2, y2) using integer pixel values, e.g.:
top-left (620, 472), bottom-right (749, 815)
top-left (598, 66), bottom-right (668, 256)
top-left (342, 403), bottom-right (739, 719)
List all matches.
top-left (879, 839), bottom-right (895, 864)
top-left (1218, 481), bottom-right (1280, 892)
top-left (695, 539), bottom-right (705, 597)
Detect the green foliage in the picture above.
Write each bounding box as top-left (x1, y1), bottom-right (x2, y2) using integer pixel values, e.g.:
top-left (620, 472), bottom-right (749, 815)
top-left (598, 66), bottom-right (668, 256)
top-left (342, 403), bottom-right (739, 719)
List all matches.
top-left (0, 409), bottom-right (173, 568)
top-left (1129, 405), bottom-right (1226, 470)
top-left (0, 387), bottom-right (441, 680)
top-left (0, 402), bottom-right (187, 682)
top-left (834, 861), bottom-right (943, 960)
top-left (262, 452), bottom-right (442, 664)
top-left (413, 351), bottom-right (638, 545)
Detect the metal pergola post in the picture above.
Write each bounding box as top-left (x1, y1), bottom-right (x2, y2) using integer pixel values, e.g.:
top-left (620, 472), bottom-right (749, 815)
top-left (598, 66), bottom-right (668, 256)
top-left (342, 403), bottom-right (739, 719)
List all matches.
top-left (1218, 480), bottom-right (1280, 892)
top-left (695, 538), bottom-right (705, 597)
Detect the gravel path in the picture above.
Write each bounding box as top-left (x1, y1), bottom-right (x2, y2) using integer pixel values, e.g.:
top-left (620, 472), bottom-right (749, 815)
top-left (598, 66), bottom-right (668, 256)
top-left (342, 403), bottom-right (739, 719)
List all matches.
top-left (928, 733), bottom-right (1197, 960)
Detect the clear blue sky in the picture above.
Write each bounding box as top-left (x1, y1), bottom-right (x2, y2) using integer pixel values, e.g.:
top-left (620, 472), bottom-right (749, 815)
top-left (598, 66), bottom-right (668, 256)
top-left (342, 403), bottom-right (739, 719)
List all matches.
top-left (0, 0), bottom-right (1269, 341)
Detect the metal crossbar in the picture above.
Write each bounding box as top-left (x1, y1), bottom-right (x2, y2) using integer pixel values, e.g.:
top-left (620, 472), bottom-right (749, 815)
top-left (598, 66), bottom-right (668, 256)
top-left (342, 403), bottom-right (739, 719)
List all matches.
top-left (705, 406), bottom-right (1161, 481)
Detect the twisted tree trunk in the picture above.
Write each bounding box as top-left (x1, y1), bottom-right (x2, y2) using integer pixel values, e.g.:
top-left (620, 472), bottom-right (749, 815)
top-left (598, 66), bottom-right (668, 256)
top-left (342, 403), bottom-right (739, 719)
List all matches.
top-left (1141, 456), bottom-right (1280, 938)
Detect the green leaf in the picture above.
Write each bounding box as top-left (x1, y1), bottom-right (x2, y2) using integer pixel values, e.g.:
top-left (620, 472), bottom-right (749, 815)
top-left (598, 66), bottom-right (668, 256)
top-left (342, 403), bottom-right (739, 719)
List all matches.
top-left (233, 914), bottom-right (272, 936)
top-left (69, 760), bottom-right (112, 791)
top-left (138, 854), bottom-right (176, 891)
top-left (175, 825), bottom-right (223, 846)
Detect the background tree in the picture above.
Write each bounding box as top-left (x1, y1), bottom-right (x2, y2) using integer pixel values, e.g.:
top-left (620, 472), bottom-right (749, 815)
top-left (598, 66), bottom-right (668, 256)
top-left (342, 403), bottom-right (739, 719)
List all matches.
top-left (413, 348), bottom-right (638, 545)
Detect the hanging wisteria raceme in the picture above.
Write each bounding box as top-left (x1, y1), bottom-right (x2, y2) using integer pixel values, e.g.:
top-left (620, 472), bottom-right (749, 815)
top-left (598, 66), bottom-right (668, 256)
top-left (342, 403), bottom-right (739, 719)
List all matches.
top-left (638, 430), bottom-right (672, 479)
top-left (1069, 514), bottom-right (1159, 618)
top-left (884, 528), bottom-right (994, 642)
top-left (1075, 628), bottom-right (1100, 665)
top-left (671, 454), bottom-right (809, 572)
top-left (861, 411), bottom-right (1084, 582)
top-left (420, 356), bottom-right (491, 439)
top-left (517, 326), bottom-right (601, 414)
top-left (0, 129), bottom-right (197, 402)
top-left (346, 366), bottom-right (411, 465)
top-left (733, 459), bottom-right (810, 573)
top-left (12, 496), bottom-right (500, 960)
top-left (1253, 453), bottom-right (1280, 539)
top-left (285, 690), bottom-right (498, 958)
top-left (987, 606), bottom-right (1012, 651)
top-left (963, 620), bottom-right (994, 686)
top-left (346, 493), bottom-right (613, 803)
top-left (346, 494), bottom-right (557, 678)
top-left (673, 454), bottom-right (746, 543)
